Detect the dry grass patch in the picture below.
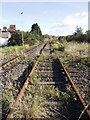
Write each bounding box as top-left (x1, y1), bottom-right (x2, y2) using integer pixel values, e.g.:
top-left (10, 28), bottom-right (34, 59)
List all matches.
top-left (65, 42), bottom-right (89, 59)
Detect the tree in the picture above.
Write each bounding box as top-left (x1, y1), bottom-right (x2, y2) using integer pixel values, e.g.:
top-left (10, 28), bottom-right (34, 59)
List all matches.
top-left (74, 26), bottom-right (83, 35)
top-left (8, 31), bottom-right (22, 46)
top-left (8, 23), bottom-right (43, 46)
top-left (30, 23), bottom-right (42, 39)
top-left (73, 26), bottom-right (84, 42)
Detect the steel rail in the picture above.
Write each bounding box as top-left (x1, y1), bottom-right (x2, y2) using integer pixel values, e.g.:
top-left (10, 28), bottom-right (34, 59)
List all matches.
top-left (59, 59), bottom-right (90, 117)
top-left (5, 41), bottom-right (90, 119)
top-left (2, 56), bottom-right (21, 69)
top-left (6, 42), bottom-right (48, 120)
top-left (50, 41), bottom-right (90, 118)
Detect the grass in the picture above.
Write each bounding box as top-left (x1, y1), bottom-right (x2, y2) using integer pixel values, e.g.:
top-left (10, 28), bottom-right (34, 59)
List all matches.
top-left (65, 42), bottom-right (89, 59)
top-left (45, 44), bottom-right (50, 49)
top-left (34, 40), bottom-right (42, 46)
top-left (39, 49), bottom-right (58, 63)
top-left (51, 52), bottom-right (58, 59)
top-left (30, 94), bottom-right (41, 118)
top-left (30, 71), bottom-right (39, 83)
top-left (12, 77), bottom-right (81, 119)
top-left (56, 41), bottom-right (89, 64)
top-left (1, 44), bottom-right (29, 56)
top-left (41, 51), bottom-right (48, 58)
top-left (19, 85), bottom-right (76, 118)
top-left (2, 88), bottom-right (15, 119)
top-left (52, 40), bottom-right (65, 51)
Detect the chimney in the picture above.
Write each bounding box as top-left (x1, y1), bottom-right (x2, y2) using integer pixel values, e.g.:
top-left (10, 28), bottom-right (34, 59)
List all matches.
top-left (3, 27), bottom-right (7, 32)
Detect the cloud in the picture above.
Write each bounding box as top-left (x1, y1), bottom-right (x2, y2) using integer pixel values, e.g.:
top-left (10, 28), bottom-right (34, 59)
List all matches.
top-left (44, 11), bottom-right (88, 36)
top-left (64, 11), bottom-right (87, 26)
top-left (53, 11), bottom-right (88, 27)
top-left (52, 23), bottom-right (68, 28)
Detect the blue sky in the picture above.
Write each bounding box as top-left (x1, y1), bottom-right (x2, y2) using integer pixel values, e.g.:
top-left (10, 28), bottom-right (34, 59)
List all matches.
top-left (1, 2), bottom-right (88, 36)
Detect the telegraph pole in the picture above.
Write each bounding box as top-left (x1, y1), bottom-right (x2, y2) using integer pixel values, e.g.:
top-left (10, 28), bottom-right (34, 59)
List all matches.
top-left (21, 12), bottom-right (24, 46)
top-left (38, 29), bottom-right (39, 40)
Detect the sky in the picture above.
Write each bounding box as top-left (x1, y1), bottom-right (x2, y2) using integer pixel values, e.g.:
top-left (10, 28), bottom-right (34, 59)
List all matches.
top-left (0, 2), bottom-right (88, 36)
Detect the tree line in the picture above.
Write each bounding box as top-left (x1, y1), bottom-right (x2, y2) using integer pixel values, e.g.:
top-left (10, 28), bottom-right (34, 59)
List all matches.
top-left (58, 26), bottom-right (90, 43)
top-left (9, 25), bottom-right (90, 46)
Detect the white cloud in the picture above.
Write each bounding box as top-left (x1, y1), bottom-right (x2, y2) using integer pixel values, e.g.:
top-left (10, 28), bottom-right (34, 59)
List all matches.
top-left (74, 13), bottom-right (80, 17)
top-left (44, 11), bottom-right (88, 36)
top-left (82, 11), bottom-right (88, 16)
top-left (62, 11), bottom-right (88, 26)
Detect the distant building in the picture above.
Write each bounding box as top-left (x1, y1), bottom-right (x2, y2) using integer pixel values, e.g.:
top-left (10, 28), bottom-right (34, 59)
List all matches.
top-left (0, 32), bottom-right (11, 46)
top-left (3, 27), bottom-right (7, 32)
top-left (0, 32), bottom-right (11, 39)
top-left (8, 25), bottom-right (16, 32)
top-left (0, 37), bottom-right (8, 46)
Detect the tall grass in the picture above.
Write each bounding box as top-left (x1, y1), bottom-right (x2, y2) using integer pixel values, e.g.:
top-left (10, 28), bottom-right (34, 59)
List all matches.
top-left (65, 42), bottom-right (89, 58)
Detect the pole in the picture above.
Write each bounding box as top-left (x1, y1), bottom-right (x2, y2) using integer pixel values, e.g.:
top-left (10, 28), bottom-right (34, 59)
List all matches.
top-left (22, 28), bottom-right (24, 46)
top-left (38, 29), bottom-right (39, 40)
top-left (21, 12), bottom-right (24, 46)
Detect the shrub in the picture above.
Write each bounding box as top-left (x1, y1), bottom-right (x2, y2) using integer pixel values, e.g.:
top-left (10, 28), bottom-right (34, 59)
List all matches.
top-left (58, 44), bottom-right (65, 51)
top-left (53, 43), bottom-right (65, 51)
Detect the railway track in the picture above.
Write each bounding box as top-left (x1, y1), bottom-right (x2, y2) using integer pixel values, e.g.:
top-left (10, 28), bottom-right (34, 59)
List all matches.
top-left (1, 42), bottom-right (47, 120)
top-left (1, 42), bottom-right (47, 98)
top-left (5, 41), bottom-right (89, 120)
top-left (55, 43), bottom-right (90, 110)
top-left (1, 43), bottom-right (45, 69)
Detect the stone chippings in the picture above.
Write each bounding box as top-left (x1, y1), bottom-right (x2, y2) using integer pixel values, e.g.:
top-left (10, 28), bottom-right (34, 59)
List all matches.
top-left (12, 42), bottom-right (89, 119)
top-left (64, 62), bottom-right (90, 105)
top-left (0, 43), bottom-right (45, 120)
top-left (1, 43), bottom-right (44, 89)
top-left (0, 43), bottom-right (45, 66)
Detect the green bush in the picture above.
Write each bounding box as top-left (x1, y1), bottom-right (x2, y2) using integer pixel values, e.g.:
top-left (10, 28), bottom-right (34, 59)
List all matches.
top-left (65, 27), bottom-right (89, 43)
top-left (53, 43), bottom-right (65, 51)
top-left (8, 31), bottom-right (22, 46)
top-left (58, 44), bottom-right (65, 51)
top-left (51, 40), bottom-right (56, 44)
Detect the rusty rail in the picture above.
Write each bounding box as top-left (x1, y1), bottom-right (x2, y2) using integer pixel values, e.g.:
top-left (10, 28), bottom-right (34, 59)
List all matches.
top-left (6, 42), bottom-right (48, 120)
top-left (50, 41), bottom-right (90, 118)
top-left (6, 41), bottom-right (90, 119)
top-left (1, 43), bottom-right (45, 69)
top-left (2, 56), bottom-right (21, 69)
top-left (59, 59), bottom-right (90, 117)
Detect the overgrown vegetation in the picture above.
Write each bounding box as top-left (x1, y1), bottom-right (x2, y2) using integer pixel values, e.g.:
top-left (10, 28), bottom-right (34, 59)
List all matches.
top-left (51, 40), bottom-right (65, 51)
top-left (59, 41), bottom-right (89, 63)
top-left (30, 71), bottom-right (39, 83)
top-left (54, 26), bottom-right (89, 64)
top-left (59, 26), bottom-right (90, 43)
top-left (1, 44), bottom-right (29, 55)
top-left (8, 23), bottom-right (44, 46)
top-left (13, 84), bottom-right (77, 119)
